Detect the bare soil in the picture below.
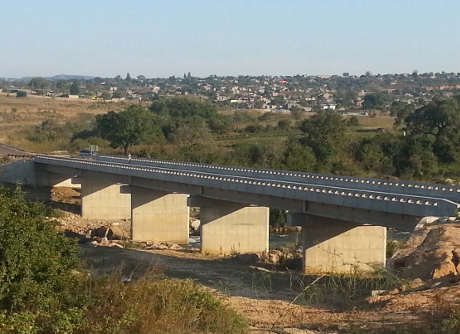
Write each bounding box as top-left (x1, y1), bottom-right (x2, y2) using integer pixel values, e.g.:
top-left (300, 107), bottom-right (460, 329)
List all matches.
top-left (43, 187), bottom-right (460, 334)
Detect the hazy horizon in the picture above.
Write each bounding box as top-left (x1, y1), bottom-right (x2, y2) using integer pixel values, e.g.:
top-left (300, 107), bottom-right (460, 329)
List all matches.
top-left (3, 70), bottom-right (460, 81)
top-left (1, 1), bottom-right (459, 78)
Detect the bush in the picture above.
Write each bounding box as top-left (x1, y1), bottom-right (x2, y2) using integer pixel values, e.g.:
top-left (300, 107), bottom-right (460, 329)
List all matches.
top-left (0, 186), bottom-right (80, 311)
top-left (0, 186), bottom-right (248, 334)
top-left (81, 274), bottom-right (248, 334)
top-left (0, 186), bottom-right (86, 333)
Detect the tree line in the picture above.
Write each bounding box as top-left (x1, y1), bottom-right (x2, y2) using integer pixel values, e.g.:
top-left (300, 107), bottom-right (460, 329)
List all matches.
top-left (26, 95), bottom-right (460, 182)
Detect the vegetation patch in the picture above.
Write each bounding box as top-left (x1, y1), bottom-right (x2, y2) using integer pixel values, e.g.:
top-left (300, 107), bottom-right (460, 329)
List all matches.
top-left (0, 186), bottom-right (248, 334)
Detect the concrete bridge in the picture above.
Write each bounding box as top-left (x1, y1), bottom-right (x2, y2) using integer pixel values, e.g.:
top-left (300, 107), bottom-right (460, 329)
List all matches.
top-left (1, 154), bottom-right (459, 273)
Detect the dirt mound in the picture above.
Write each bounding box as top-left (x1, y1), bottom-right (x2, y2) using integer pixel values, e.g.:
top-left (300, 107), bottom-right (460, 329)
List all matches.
top-left (390, 219), bottom-right (460, 280)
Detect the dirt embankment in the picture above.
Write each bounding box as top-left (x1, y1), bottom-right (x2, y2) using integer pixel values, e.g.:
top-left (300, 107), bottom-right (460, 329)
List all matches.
top-left (390, 219), bottom-right (460, 280)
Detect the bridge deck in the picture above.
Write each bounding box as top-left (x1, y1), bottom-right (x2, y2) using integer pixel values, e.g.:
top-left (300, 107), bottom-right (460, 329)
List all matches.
top-left (34, 155), bottom-right (459, 217)
top-left (95, 155), bottom-right (460, 203)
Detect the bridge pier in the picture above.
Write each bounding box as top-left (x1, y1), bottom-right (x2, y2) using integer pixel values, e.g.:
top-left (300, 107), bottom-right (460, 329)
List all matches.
top-left (291, 213), bottom-right (387, 273)
top-left (198, 197), bottom-right (269, 255)
top-left (81, 171), bottom-right (131, 220)
top-left (131, 186), bottom-right (189, 243)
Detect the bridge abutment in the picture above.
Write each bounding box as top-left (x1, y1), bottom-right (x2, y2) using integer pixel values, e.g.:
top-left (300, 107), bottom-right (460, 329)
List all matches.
top-left (198, 197), bottom-right (269, 255)
top-left (81, 171), bottom-right (131, 220)
top-left (291, 213), bottom-right (387, 273)
top-left (131, 186), bottom-right (189, 243)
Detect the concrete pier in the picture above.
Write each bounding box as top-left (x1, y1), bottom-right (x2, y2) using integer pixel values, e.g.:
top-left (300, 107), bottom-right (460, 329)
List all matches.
top-left (131, 186), bottom-right (189, 243)
top-left (81, 172), bottom-right (131, 220)
top-left (298, 214), bottom-right (387, 273)
top-left (199, 198), bottom-right (269, 255)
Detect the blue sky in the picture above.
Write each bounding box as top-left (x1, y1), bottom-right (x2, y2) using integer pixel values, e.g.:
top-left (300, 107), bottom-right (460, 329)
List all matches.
top-left (1, 1), bottom-right (459, 77)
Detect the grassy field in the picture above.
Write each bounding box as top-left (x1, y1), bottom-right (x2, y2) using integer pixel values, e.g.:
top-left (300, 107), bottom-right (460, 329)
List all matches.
top-left (353, 114), bottom-right (395, 130)
top-left (0, 95), bottom-right (396, 154)
top-left (0, 94), bottom-right (128, 147)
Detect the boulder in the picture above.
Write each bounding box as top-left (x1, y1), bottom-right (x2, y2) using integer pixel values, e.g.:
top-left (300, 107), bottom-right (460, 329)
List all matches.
top-left (190, 218), bottom-right (200, 232)
top-left (390, 221), bottom-right (460, 280)
top-left (432, 260), bottom-right (457, 279)
top-left (90, 224), bottom-right (128, 240)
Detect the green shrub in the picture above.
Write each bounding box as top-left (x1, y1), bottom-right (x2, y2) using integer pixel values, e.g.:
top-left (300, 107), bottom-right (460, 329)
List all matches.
top-left (0, 186), bottom-right (248, 334)
top-left (0, 186), bottom-right (81, 312)
top-left (441, 306), bottom-right (460, 334)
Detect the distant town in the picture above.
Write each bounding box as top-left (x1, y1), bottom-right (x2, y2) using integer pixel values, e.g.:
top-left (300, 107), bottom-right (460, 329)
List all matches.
top-left (2, 71), bottom-right (460, 114)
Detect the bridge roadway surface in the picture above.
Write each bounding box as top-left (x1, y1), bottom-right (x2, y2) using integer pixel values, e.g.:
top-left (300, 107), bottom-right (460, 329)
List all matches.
top-left (34, 155), bottom-right (460, 218)
top-left (0, 143), bottom-right (30, 157)
top-left (95, 155), bottom-right (460, 203)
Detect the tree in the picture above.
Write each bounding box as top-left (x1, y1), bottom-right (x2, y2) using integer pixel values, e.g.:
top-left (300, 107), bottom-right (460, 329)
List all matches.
top-left (299, 112), bottom-right (347, 162)
top-left (28, 77), bottom-right (50, 91)
top-left (354, 136), bottom-right (396, 175)
top-left (278, 119), bottom-right (291, 130)
top-left (282, 140), bottom-right (316, 172)
top-left (126, 72), bottom-right (132, 81)
top-left (398, 134), bottom-right (439, 178)
top-left (150, 96), bottom-right (218, 119)
top-left (96, 105), bottom-right (162, 154)
top-left (56, 80), bottom-right (69, 92)
top-left (391, 101), bottom-right (415, 127)
top-left (69, 81), bottom-right (80, 95)
top-left (404, 96), bottom-right (460, 163)
top-left (363, 93), bottom-right (387, 110)
top-left (269, 208), bottom-right (286, 228)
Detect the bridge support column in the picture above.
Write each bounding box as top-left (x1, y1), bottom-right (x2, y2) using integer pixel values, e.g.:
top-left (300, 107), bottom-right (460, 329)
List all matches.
top-left (292, 214), bottom-right (386, 273)
top-left (131, 186), bottom-right (189, 243)
top-left (199, 198), bottom-right (269, 255)
top-left (81, 172), bottom-right (131, 220)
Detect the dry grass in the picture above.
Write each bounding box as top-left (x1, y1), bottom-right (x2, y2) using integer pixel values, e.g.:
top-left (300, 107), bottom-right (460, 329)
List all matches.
top-left (78, 270), bottom-right (248, 334)
top-left (0, 94), bottom-right (128, 148)
top-left (0, 93), bottom-right (128, 115)
top-left (353, 115), bottom-right (395, 130)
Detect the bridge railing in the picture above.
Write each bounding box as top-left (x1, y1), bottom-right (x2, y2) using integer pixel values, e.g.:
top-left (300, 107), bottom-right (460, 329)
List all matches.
top-left (95, 155), bottom-right (460, 203)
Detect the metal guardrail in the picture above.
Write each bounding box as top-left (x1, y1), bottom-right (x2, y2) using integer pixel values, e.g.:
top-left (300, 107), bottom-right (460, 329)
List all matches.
top-left (96, 155), bottom-right (460, 203)
top-left (35, 155), bottom-right (459, 217)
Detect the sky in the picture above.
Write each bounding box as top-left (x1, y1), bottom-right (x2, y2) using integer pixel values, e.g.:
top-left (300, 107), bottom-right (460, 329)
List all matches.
top-left (1, 0), bottom-right (459, 78)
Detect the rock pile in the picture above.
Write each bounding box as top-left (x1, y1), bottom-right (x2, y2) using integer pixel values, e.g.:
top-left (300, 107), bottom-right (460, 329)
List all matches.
top-left (232, 248), bottom-right (302, 269)
top-left (144, 241), bottom-right (183, 250)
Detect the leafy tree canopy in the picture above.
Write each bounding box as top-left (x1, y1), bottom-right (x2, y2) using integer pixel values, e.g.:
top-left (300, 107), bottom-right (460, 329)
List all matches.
top-left (28, 77), bottom-right (50, 90)
top-left (363, 93), bottom-right (388, 110)
top-left (149, 96), bottom-right (218, 119)
top-left (299, 112), bottom-right (347, 161)
top-left (404, 96), bottom-right (460, 163)
top-left (96, 105), bottom-right (163, 154)
top-left (69, 81), bottom-right (80, 95)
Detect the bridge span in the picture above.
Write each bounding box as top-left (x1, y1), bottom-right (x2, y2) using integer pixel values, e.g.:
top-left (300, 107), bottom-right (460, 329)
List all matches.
top-left (1, 154), bottom-right (459, 273)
